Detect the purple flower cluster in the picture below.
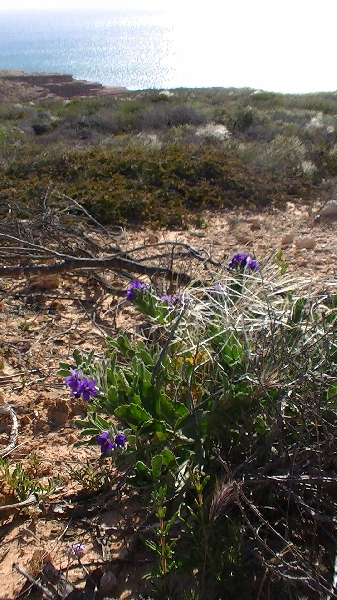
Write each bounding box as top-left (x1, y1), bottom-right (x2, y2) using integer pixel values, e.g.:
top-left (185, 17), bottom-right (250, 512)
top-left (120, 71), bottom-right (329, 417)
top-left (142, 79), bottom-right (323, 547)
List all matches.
top-left (160, 294), bottom-right (180, 305)
top-left (96, 431), bottom-right (127, 453)
top-left (64, 368), bottom-right (98, 402)
top-left (125, 279), bottom-right (147, 301)
top-left (228, 253), bottom-right (259, 272)
top-left (68, 542), bottom-right (86, 559)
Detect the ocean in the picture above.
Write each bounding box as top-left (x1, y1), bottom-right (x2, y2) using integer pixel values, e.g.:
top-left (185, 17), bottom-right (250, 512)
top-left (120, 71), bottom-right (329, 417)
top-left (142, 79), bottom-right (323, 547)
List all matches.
top-left (0, 6), bottom-right (335, 94)
top-left (0, 9), bottom-right (175, 90)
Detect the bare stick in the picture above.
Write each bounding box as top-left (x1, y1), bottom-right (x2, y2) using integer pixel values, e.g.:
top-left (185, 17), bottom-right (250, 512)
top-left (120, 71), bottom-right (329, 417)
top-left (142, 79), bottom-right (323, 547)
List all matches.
top-left (0, 405), bottom-right (19, 457)
top-left (13, 562), bottom-right (57, 600)
top-left (0, 493), bottom-right (38, 516)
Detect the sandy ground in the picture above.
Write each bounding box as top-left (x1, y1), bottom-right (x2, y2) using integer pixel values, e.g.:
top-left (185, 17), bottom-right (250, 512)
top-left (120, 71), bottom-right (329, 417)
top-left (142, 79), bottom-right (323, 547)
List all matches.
top-left (0, 199), bottom-right (336, 599)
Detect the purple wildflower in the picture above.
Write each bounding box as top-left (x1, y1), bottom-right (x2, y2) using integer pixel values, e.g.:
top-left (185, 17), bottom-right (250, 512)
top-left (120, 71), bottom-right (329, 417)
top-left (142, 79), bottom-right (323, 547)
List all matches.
top-left (125, 280), bottom-right (147, 301)
top-left (68, 542), bottom-right (86, 559)
top-left (228, 253), bottom-right (259, 272)
top-left (64, 368), bottom-right (81, 393)
top-left (77, 378), bottom-right (98, 402)
top-left (245, 256), bottom-right (259, 271)
top-left (160, 294), bottom-right (180, 305)
top-left (114, 432), bottom-right (127, 447)
top-left (96, 431), bottom-right (115, 453)
top-left (209, 284), bottom-right (226, 294)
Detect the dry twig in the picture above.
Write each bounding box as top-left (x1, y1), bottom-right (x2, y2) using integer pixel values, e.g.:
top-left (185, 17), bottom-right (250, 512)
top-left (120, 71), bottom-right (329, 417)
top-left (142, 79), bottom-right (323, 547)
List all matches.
top-left (0, 404), bottom-right (19, 457)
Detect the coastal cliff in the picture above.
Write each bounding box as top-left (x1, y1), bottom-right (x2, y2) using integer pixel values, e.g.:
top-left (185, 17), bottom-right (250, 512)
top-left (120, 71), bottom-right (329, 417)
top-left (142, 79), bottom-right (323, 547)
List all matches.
top-left (0, 70), bottom-right (127, 103)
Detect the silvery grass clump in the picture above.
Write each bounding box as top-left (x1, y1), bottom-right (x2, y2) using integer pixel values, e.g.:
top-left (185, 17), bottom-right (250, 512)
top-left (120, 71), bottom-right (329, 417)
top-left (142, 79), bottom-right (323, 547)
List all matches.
top-left (61, 253), bottom-right (337, 598)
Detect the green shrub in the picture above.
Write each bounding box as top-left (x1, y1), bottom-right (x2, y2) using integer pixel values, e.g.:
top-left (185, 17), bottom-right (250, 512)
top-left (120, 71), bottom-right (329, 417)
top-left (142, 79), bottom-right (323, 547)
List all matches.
top-left (61, 261), bottom-right (337, 597)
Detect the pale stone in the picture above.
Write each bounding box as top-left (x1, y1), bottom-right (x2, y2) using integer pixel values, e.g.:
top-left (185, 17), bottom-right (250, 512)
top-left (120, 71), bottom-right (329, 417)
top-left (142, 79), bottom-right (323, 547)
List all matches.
top-left (250, 219), bottom-right (261, 229)
top-left (30, 274), bottom-right (61, 290)
top-left (280, 233), bottom-right (295, 247)
top-left (295, 237), bottom-right (316, 250)
top-left (148, 234), bottom-right (159, 244)
top-left (320, 201), bottom-right (337, 218)
top-left (234, 232), bottom-right (251, 244)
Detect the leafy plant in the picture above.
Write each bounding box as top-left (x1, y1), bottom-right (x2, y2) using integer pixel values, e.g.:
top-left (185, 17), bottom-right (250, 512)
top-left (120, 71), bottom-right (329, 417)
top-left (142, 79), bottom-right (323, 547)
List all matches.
top-left (0, 456), bottom-right (61, 502)
top-left (60, 245), bottom-right (337, 597)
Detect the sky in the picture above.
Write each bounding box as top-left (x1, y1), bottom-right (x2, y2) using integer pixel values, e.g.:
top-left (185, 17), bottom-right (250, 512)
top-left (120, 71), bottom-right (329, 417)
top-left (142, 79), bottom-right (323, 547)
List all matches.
top-left (0, 0), bottom-right (335, 93)
top-left (1, 0), bottom-right (161, 8)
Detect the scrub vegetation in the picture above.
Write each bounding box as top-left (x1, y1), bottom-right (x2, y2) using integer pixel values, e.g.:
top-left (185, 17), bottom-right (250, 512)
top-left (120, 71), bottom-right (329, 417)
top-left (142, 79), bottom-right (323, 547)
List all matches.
top-left (1, 87), bottom-right (337, 227)
top-left (1, 85), bottom-right (337, 599)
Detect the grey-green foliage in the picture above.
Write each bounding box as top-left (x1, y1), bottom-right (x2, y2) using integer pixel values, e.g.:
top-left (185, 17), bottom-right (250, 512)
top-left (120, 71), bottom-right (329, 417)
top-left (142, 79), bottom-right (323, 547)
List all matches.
top-left (63, 262), bottom-right (337, 596)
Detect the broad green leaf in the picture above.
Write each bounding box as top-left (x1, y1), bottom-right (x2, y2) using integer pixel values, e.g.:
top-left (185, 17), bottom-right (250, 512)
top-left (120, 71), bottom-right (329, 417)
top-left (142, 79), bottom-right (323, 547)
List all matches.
top-left (107, 386), bottom-right (119, 407)
top-left (135, 460), bottom-right (150, 475)
top-left (115, 403), bottom-right (152, 429)
top-left (151, 454), bottom-right (163, 477)
top-left (161, 449), bottom-right (175, 466)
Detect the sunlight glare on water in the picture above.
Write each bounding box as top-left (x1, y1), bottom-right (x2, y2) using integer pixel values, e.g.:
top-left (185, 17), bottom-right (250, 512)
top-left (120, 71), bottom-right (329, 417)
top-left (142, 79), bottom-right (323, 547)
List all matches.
top-left (0, 2), bottom-right (335, 93)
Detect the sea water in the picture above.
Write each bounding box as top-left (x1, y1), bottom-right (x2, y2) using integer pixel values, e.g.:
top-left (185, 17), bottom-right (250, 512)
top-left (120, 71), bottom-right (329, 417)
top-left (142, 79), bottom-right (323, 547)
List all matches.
top-left (0, 9), bottom-right (175, 90)
top-left (0, 6), bottom-right (335, 93)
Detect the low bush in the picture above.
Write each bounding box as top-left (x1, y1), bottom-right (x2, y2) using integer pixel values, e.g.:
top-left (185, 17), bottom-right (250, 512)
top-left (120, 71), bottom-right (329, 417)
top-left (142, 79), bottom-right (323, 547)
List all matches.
top-left (60, 256), bottom-right (337, 598)
top-left (1, 140), bottom-right (314, 225)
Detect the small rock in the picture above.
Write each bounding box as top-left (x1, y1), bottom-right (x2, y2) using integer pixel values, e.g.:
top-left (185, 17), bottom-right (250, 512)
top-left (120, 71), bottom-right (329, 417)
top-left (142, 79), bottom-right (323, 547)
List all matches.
top-left (34, 418), bottom-right (50, 433)
top-left (20, 414), bottom-right (31, 427)
top-left (0, 390), bottom-right (5, 404)
top-left (280, 233), bottom-right (295, 247)
top-left (36, 393), bottom-right (50, 406)
top-left (250, 218), bottom-right (261, 229)
top-left (320, 201), bottom-right (337, 218)
top-left (99, 571), bottom-right (117, 594)
top-left (295, 237), bottom-right (316, 250)
top-left (234, 232), bottom-right (251, 244)
top-left (190, 231), bottom-right (206, 238)
top-left (148, 234), bottom-right (159, 244)
top-left (29, 274), bottom-right (61, 290)
top-left (47, 399), bottom-right (70, 427)
top-left (69, 399), bottom-right (86, 418)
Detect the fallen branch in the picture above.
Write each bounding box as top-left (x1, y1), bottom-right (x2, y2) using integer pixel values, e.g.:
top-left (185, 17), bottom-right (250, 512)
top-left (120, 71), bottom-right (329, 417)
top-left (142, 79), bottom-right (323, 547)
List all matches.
top-left (13, 562), bottom-right (57, 600)
top-left (0, 493), bottom-right (38, 517)
top-left (0, 404), bottom-right (19, 457)
top-left (0, 230), bottom-right (222, 288)
top-left (0, 247), bottom-right (203, 285)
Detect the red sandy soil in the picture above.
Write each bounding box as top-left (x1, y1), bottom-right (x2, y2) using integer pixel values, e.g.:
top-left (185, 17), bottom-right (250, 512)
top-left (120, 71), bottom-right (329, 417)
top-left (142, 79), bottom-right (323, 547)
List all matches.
top-left (0, 198), bottom-right (336, 598)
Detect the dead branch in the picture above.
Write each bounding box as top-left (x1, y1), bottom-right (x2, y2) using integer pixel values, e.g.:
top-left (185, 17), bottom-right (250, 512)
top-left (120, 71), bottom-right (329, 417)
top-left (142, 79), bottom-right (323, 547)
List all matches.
top-left (13, 562), bottom-right (57, 600)
top-left (0, 247), bottom-right (203, 285)
top-left (0, 404), bottom-right (19, 457)
top-left (13, 560), bottom-right (96, 600)
top-left (43, 561), bottom-right (95, 600)
top-left (0, 493), bottom-right (38, 517)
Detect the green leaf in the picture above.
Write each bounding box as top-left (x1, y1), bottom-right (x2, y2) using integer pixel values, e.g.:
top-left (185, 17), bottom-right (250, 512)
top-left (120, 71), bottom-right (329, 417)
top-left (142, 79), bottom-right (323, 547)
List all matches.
top-left (151, 454), bottom-right (163, 477)
top-left (164, 510), bottom-right (179, 535)
top-left (58, 362), bottom-right (71, 370)
top-left (115, 403), bottom-right (152, 429)
top-left (144, 539), bottom-right (158, 552)
top-left (73, 419), bottom-right (89, 429)
top-left (127, 434), bottom-right (137, 449)
top-left (78, 427), bottom-right (100, 437)
top-left (58, 367), bottom-right (72, 377)
top-left (160, 449), bottom-right (175, 466)
top-left (107, 386), bottom-right (119, 408)
top-left (93, 415), bottom-right (111, 430)
top-left (290, 297), bottom-right (307, 323)
top-left (140, 348), bottom-right (154, 366)
top-left (135, 460), bottom-right (150, 475)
